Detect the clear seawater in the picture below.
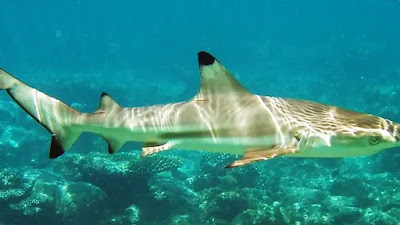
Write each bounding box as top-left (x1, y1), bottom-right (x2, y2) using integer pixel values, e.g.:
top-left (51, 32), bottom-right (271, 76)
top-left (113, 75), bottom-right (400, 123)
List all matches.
top-left (0, 0), bottom-right (400, 224)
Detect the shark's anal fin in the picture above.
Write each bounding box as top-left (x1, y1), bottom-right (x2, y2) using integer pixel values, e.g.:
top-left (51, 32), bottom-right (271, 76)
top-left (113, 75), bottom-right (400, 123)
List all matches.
top-left (141, 142), bottom-right (174, 157)
top-left (103, 137), bottom-right (125, 154)
top-left (225, 146), bottom-right (298, 168)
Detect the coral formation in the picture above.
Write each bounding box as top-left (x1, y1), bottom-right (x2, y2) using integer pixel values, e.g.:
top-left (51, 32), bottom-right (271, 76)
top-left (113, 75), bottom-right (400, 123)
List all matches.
top-left (100, 204), bottom-right (140, 225)
top-left (0, 168), bottom-right (108, 225)
top-left (1, 63), bottom-right (400, 225)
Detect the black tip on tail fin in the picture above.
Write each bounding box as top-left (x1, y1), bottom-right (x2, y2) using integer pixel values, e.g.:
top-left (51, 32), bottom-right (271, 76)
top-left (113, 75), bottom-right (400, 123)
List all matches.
top-left (49, 136), bottom-right (65, 158)
top-left (1, 69), bottom-right (82, 159)
top-left (198, 51), bottom-right (216, 66)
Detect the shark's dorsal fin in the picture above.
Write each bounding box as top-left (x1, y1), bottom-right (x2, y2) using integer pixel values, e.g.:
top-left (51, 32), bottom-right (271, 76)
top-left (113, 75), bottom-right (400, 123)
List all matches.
top-left (193, 51), bottom-right (250, 101)
top-left (96, 92), bottom-right (120, 113)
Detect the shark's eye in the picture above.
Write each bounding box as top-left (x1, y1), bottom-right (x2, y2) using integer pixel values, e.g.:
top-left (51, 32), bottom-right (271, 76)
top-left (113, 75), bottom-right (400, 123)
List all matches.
top-left (369, 136), bottom-right (381, 145)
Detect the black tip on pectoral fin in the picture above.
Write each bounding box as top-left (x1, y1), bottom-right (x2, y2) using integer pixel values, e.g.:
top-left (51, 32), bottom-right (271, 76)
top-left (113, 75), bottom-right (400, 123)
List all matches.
top-left (198, 51), bottom-right (216, 66)
top-left (225, 164), bottom-right (236, 169)
top-left (49, 136), bottom-right (65, 159)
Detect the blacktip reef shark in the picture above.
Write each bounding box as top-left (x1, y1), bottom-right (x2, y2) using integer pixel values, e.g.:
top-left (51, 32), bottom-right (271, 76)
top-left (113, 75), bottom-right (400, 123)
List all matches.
top-left (1, 51), bottom-right (400, 168)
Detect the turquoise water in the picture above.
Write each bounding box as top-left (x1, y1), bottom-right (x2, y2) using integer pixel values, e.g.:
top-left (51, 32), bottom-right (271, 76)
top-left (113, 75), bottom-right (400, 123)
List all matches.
top-left (1, 0), bottom-right (400, 224)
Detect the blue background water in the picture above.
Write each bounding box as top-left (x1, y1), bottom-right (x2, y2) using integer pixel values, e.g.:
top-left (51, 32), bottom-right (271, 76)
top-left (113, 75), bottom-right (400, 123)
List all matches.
top-left (1, 0), bottom-right (400, 224)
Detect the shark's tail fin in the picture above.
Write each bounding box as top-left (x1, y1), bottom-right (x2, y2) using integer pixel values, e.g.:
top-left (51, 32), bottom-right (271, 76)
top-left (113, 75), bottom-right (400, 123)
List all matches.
top-left (0, 69), bottom-right (82, 158)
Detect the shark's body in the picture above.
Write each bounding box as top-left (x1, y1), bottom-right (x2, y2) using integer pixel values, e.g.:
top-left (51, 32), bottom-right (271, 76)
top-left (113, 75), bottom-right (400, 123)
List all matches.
top-left (1, 51), bottom-right (399, 167)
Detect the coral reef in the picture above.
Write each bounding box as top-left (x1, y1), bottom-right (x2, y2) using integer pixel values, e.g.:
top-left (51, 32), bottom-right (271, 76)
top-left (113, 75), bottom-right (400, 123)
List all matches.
top-left (52, 152), bottom-right (189, 224)
top-left (1, 68), bottom-right (400, 225)
top-left (52, 152), bottom-right (183, 195)
top-left (0, 168), bottom-right (108, 225)
top-left (0, 100), bottom-right (50, 169)
top-left (0, 130), bottom-right (400, 225)
top-left (100, 204), bottom-right (140, 225)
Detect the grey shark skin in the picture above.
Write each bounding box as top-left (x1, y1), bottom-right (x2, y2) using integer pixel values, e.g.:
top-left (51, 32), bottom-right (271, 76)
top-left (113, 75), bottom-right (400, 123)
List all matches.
top-left (1, 51), bottom-right (400, 168)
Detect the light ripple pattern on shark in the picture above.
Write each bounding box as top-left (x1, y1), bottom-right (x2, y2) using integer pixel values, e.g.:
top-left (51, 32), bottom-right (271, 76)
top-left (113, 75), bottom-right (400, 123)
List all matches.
top-left (1, 51), bottom-right (400, 168)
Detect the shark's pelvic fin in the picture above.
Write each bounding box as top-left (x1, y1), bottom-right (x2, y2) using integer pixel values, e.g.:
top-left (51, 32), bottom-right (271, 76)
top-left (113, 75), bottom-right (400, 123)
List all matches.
top-left (96, 92), bottom-right (120, 113)
top-left (225, 146), bottom-right (298, 168)
top-left (194, 51), bottom-right (250, 101)
top-left (0, 69), bottom-right (82, 158)
top-left (141, 142), bottom-right (175, 157)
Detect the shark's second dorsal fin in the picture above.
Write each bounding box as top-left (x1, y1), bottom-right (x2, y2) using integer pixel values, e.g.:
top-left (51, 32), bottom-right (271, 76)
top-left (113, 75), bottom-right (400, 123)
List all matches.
top-left (193, 51), bottom-right (250, 101)
top-left (96, 92), bottom-right (120, 113)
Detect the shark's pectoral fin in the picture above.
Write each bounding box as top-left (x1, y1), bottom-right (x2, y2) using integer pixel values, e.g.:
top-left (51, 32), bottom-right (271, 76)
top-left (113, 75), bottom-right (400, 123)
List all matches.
top-left (141, 141), bottom-right (175, 157)
top-left (225, 146), bottom-right (298, 168)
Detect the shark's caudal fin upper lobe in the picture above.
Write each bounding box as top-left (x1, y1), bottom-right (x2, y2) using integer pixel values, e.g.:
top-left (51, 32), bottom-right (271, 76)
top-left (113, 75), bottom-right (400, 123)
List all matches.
top-left (0, 69), bottom-right (82, 158)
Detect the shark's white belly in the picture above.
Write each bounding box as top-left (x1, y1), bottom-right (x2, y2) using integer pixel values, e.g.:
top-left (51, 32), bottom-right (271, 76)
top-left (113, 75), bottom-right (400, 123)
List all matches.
top-left (173, 136), bottom-right (380, 157)
top-left (82, 125), bottom-right (281, 154)
top-left (290, 146), bottom-right (380, 158)
top-left (173, 136), bottom-right (283, 154)
top-left (83, 125), bottom-right (383, 158)
top-left (289, 138), bottom-right (382, 158)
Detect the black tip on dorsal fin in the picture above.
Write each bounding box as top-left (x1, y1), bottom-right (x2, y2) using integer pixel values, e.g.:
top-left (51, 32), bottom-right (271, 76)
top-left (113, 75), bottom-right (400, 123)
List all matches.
top-left (97, 92), bottom-right (119, 112)
top-left (194, 51), bottom-right (250, 98)
top-left (198, 51), bottom-right (216, 66)
top-left (49, 136), bottom-right (65, 159)
top-left (101, 92), bottom-right (108, 98)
